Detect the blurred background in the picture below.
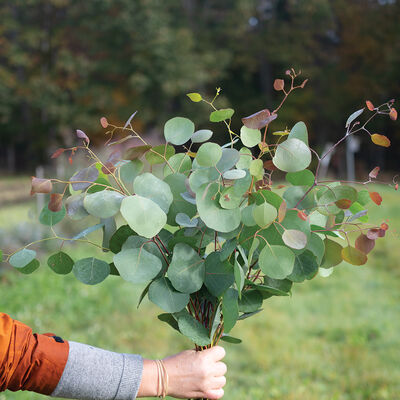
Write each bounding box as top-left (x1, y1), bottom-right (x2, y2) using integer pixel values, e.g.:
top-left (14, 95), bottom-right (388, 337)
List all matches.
top-left (0, 1), bottom-right (399, 399)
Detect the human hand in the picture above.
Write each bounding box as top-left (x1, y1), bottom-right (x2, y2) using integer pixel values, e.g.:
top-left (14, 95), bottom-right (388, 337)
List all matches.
top-left (138, 346), bottom-right (227, 399)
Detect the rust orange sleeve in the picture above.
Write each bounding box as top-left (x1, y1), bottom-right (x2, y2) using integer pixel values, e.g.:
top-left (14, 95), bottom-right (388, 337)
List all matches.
top-left (0, 312), bottom-right (69, 395)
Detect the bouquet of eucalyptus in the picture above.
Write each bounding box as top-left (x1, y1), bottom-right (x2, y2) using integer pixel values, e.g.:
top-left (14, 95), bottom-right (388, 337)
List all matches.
top-left (2, 69), bottom-right (397, 349)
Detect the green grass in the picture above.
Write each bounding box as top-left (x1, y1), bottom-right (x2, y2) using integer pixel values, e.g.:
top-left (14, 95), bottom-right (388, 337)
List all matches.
top-left (1, 185), bottom-right (399, 400)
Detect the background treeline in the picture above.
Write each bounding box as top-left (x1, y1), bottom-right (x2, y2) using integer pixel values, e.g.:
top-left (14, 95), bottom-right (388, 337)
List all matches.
top-left (0, 0), bottom-right (399, 175)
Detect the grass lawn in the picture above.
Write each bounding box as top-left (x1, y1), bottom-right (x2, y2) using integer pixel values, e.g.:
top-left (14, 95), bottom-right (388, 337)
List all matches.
top-left (0, 184), bottom-right (399, 400)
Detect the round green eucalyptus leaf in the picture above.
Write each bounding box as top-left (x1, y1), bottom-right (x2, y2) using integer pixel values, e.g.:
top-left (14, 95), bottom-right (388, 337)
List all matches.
top-left (288, 121), bottom-right (309, 145)
top-left (120, 195), bottom-right (167, 238)
top-left (191, 129), bottom-right (213, 143)
top-left (283, 185), bottom-right (316, 209)
top-left (216, 148), bottom-right (240, 172)
top-left (219, 186), bottom-right (243, 210)
top-left (39, 205), bottom-right (66, 226)
top-left (188, 167), bottom-right (219, 193)
top-left (210, 108), bottom-right (234, 122)
top-left (321, 238), bottom-right (343, 268)
top-left (65, 194), bottom-right (89, 220)
top-left (145, 144), bottom-right (175, 165)
top-left (259, 245), bottom-right (295, 279)
top-left (164, 117), bottom-right (195, 145)
top-left (109, 225), bottom-right (135, 253)
top-left (113, 247), bottom-right (162, 283)
top-left (83, 190), bottom-right (124, 218)
top-left (238, 290), bottom-right (263, 313)
top-left (175, 213), bottom-right (198, 227)
top-left (302, 232), bottom-right (325, 265)
top-left (164, 154), bottom-right (192, 177)
top-left (279, 210), bottom-right (311, 240)
top-left (18, 259), bottom-right (40, 274)
top-left (357, 189), bottom-right (371, 206)
top-left (241, 204), bottom-right (257, 227)
top-left (119, 160), bottom-right (143, 185)
top-left (273, 138), bottom-right (311, 172)
top-left (177, 313), bottom-right (211, 346)
top-left (133, 173), bottom-right (173, 214)
top-left (47, 251), bottom-right (74, 275)
top-left (250, 190), bottom-right (283, 210)
top-left (342, 246), bottom-right (367, 266)
top-left (233, 170), bottom-right (252, 196)
top-left (236, 147), bottom-right (252, 170)
top-left (168, 243), bottom-right (205, 294)
top-left (249, 159), bottom-right (264, 180)
top-left (73, 257), bottom-right (110, 285)
top-left (149, 277), bottom-right (189, 313)
top-left (240, 126), bottom-right (261, 147)
top-left (196, 183), bottom-right (241, 232)
top-left (252, 202), bottom-right (277, 228)
top-left (286, 169), bottom-right (315, 187)
top-left (222, 169), bottom-right (246, 180)
top-left (287, 250), bottom-right (318, 282)
top-left (204, 252), bottom-right (235, 297)
top-left (196, 143), bottom-right (222, 167)
top-left (9, 248), bottom-right (36, 268)
top-left (282, 229), bottom-right (307, 250)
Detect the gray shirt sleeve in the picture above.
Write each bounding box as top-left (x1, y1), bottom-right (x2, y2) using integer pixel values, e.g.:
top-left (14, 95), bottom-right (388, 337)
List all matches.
top-left (51, 341), bottom-right (143, 400)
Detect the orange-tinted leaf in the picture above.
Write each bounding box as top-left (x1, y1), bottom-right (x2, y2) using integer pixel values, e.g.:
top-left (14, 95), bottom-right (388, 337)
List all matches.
top-left (380, 222), bottom-right (389, 231)
top-left (369, 166), bottom-right (380, 179)
top-left (395, 183), bottom-right (399, 191)
top-left (273, 79), bottom-right (284, 91)
top-left (241, 109), bottom-right (278, 130)
top-left (51, 148), bottom-right (65, 159)
top-left (369, 191), bottom-right (382, 205)
top-left (48, 193), bottom-right (63, 212)
top-left (76, 129), bottom-right (90, 144)
top-left (355, 234), bottom-right (375, 255)
top-left (100, 117), bottom-right (109, 128)
top-left (297, 210), bottom-right (308, 221)
top-left (278, 200), bottom-right (287, 223)
top-left (335, 198), bottom-right (352, 209)
top-left (366, 100), bottom-right (375, 111)
top-left (371, 134), bottom-right (390, 147)
top-left (68, 156), bottom-right (73, 165)
top-left (263, 160), bottom-right (277, 171)
top-left (300, 79), bottom-right (308, 88)
top-left (341, 246), bottom-right (368, 266)
top-left (30, 177), bottom-right (52, 195)
top-left (389, 107), bottom-right (398, 121)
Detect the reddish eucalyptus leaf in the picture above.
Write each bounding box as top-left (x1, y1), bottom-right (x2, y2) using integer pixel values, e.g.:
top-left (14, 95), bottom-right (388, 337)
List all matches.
top-left (276, 184), bottom-right (285, 189)
top-left (300, 79), bottom-right (308, 88)
top-left (366, 100), bottom-right (375, 111)
top-left (100, 117), bottom-right (109, 128)
top-left (355, 234), bottom-right (375, 255)
top-left (380, 222), bottom-right (389, 231)
top-left (263, 160), bottom-right (277, 171)
top-left (369, 191), bottom-right (382, 205)
top-left (371, 134), bottom-right (391, 147)
top-left (395, 183), bottom-right (399, 191)
top-left (241, 109), bottom-right (278, 130)
top-left (335, 199), bottom-right (352, 209)
top-left (369, 166), bottom-right (380, 179)
top-left (30, 177), bottom-right (52, 195)
top-left (341, 246), bottom-right (367, 266)
top-left (366, 228), bottom-right (385, 240)
top-left (76, 129), bottom-right (90, 144)
top-left (278, 200), bottom-right (287, 223)
top-left (101, 150), bottom-right (122, 174)
top-left (101, 161), bottom-right (116, 174)
top-left (48, 193), bottom-right (63, 212)
top-left (51, 148), bottom-right (65, 159)
top-left (273, 79), bottom-right (284, 91)
top-left (297, 210), bottom-right (308, 221)
top-left (389, 107), bottom-right (398, 121)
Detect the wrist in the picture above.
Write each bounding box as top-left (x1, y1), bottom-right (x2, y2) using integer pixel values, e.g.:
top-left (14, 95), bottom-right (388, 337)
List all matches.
top-left (137, 359), bottom-right (159, 397)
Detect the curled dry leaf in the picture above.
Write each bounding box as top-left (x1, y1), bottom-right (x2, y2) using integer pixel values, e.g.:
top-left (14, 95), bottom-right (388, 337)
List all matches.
top-left (371, 134), bottom-right (391, 147)
top-left (369, 191), bottom-right (382, 205)
top-left (48, 193), bottom-right (63, 212)
top-left (369, 166), bottom-right (380, 179)
top-left (76, 129), bottom-right (90, 144)
top-left (389, 107), bottom-right (398, 121)
top-left (51, 148), bottom-right (65, 159)
top-left (273, 79), bottom-right (285, 91)
top-left (355, 234), bottom-right (375, 255)
top-left (31, 177), bottom-right (52, 195)
top-left (366, 100), bottom-right (375, 111)
top-left (241, 109), bottom-right (278, 130)
top-left (100, 117), bottom-right (109, 128)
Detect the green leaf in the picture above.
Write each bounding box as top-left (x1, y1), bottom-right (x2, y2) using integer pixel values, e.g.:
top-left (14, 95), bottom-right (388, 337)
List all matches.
top-left (346, 108), bottom-right (364, 128)
top-left (250, 190), bottom-right (283, 210)
top-left (158, 313), bottom-right (179, 332)
top-left (241, 204), bottom-right (257, 227)
top-left (321, 238), bottom-right (343, 268)
top-left (236, 147), bottom-right (252, 170)
top-left (282, 229), bottom-right (307, 250)
top-left (245, 280), bottom-right (289, 297)
top-left (234, 259), bottom-right (245, 297)
top-left (218, 186), bottom-right (242, 210)
top-left (240, 126), bottom-right (261, 147)
top-left (342, 246), bottom-right (367, 266)
top-left (83, 190), bottom-right (124, 218)
top-left (148, 277), bottom-right (189, 313)
top-left (113, 247), bottom-right (162, 283)
top-left (210, 108), bottom-right (234, 122)
top-left (164, 154), bottom-right (192, 177)
top-left (220, 335), bottom-right (242, 344)
top-left (39, 205), bottom-right (66, 226)
top-left (273, 138), bottom-right (312, 172)
top-left (164, 117), bottom-right (195, 145)
top-left (196, 183), bottom-right (241, 233)
top-left (119, 160), bottom-right (143, 185)
top-left (120, 195), bottom-right (167, 238)
top-left (145, 144), bottom-right (175, 165)
top-left (204, 252), bottom-right (235, 297)
top-left (175, 213), bottom-right (198, 227)
top-left (348, 201), bottom-right (369, 222)
top-left (283, 186), bottom-right (316, 209)
top-left (248, 237), bottom-right (260, 266)
top-left (47, 252), bottom-right (74, 275)
top-left (286, 169), bottom-right (315, 186)
top-left (65, 194), bottom-right (89, 220)
top-left (222, 169), bottom-right (246, 180)
top-left (259, 245), bottom-right (295, 279)
top-left (73, 257), bottom-right (110, 285)
top-left (249, 159), bottom-right (264, 180)
top-left (18, 259), bottom-right (40, 274)
top-left (109, 225), bottom-right (135, 253)
top-left (263, 276), bottom-right (293, 293)
top-left (133, 173), bottom-right (173, 213)
top-left (305, 232), bottom-right (325, 264)
top-left (252, 202), bottom-right (277, 228)
top-left (238, 290), bottom-right (263, 313)
top-left (87, 177), bottom-right (112, 194)
top-left (238, 309), bottom-right (263, 320)
top-left (288, 121), bottom-right (309, 145)
top-left (196, 143), bottom-right (222, 167)
top-left (9, 249), bottom-right (36, 268)
top-left (191, 129), bottom-right (213, 143)
top-left (188, 167), bottom-right (220, 193)
top-left (72, 223), bottom-right (104, 240)
top-left (219, 238), bottom-right (237, 261)
top-left (187, 92), bottom-right (202, 102)
top-left (168, 243), bottom-right (205, 294)
top-left (287, 250), bottom-right (319, 282)
top-left (318, 185), bottom-right (358, 215)
top-left (222, 288), bottom-right (239, 333)
top-left (177, 313), bottom-right (211, 346)
top-left (124, 145), bottom-right (151, 160)
top-left (357, 190), bottom-right (371, 206)
top-left (216, 149), bottom-right (240, 172)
